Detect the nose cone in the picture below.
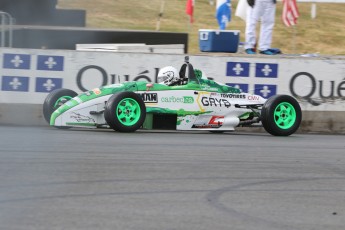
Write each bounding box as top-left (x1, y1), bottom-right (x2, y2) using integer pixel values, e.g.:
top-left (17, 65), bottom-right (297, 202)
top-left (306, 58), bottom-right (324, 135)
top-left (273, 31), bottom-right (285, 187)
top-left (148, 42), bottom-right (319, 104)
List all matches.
top-left (49, 98), bottom-right (79, 125)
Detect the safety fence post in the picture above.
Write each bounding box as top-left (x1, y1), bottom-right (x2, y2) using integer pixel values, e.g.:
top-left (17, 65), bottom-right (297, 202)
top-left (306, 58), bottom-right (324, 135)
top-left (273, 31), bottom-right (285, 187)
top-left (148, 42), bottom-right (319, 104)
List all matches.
top-left (0, 11), bottom-right (14, 47)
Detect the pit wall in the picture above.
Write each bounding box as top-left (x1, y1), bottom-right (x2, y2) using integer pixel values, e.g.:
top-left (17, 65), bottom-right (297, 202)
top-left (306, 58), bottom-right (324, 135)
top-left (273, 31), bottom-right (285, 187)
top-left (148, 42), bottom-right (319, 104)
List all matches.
top-left (1, 48), bottom-right (344, 133)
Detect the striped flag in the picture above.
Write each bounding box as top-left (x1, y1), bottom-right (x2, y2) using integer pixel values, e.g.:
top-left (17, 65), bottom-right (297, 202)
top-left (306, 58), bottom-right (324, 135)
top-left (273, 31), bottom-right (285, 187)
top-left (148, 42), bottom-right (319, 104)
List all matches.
top-left (216, 0), bottom-right (231, 30)
top-left (186, 0), bottom-right (194, 23)
top-left (282, 0), bottom-right (299, 27)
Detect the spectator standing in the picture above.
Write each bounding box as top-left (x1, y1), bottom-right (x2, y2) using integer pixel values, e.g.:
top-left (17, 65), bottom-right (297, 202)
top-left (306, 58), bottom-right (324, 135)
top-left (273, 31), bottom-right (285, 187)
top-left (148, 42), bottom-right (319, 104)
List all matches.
top-left (244, 0), bottom-right (279, 55)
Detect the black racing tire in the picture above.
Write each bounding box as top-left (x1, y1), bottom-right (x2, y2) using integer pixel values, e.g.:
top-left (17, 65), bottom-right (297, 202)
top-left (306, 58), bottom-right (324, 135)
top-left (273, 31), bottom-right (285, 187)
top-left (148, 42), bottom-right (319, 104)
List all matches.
top-left (104, 92), bottom-right (146, 132)
top-left (261, 95), bottom-right (302, 136)
top-left (43, 88), bottom-right (78, 124)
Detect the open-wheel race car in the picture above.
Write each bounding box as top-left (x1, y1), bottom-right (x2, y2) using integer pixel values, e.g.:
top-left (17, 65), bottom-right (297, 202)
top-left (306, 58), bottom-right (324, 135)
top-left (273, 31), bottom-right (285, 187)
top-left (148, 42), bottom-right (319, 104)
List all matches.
top-left (43, 56), bottom-right (302, 136)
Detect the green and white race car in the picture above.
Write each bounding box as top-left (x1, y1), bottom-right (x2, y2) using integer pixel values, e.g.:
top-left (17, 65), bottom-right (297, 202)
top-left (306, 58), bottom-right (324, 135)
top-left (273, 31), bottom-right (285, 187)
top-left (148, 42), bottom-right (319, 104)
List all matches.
top-left (43, 57), bottom-right (302, 136)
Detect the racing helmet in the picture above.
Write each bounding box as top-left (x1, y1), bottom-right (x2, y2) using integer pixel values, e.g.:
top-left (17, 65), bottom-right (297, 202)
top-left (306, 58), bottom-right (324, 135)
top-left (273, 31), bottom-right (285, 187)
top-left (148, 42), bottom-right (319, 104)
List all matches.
top-left (157, 66), bottom-right (179, 86)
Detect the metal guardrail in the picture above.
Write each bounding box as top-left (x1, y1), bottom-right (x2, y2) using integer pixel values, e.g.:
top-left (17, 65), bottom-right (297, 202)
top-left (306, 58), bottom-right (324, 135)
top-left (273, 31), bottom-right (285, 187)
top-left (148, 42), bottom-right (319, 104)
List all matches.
top-left (0, 11), bottom-right (14, 47)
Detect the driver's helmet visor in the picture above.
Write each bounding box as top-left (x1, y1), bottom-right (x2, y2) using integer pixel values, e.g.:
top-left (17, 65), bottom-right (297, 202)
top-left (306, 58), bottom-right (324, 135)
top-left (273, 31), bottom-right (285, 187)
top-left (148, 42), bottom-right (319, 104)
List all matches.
top-left (158, 75), bottom-right (169, 83)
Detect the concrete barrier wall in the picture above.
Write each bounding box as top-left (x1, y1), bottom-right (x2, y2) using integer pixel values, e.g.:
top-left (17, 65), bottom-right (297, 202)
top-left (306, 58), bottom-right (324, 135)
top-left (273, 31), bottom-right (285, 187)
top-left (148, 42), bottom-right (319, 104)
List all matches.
top-left (0, 104), bottom-right (46, 126)
top-left (1, 48), bottom-right (344, 133)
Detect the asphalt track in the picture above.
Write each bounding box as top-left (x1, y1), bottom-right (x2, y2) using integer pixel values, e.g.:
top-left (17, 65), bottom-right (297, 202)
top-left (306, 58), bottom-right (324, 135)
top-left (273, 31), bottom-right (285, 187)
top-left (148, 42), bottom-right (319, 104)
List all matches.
top-left (0, 126), bottom-right (344, 230)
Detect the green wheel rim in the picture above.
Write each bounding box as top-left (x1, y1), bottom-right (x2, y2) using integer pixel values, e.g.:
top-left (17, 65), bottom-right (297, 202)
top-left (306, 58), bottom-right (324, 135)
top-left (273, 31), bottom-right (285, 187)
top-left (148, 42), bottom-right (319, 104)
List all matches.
top-left (53, 96), bottom-right (73, 109)
top-left (273, 102), bottom-right (297, 129)
top-left (116, 98), bottom-right (141, 126)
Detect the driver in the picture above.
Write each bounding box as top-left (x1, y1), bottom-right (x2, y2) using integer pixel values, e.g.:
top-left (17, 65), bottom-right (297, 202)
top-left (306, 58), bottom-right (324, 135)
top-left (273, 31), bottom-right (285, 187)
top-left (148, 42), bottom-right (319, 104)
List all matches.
top-left (157, 66), bottom-right (180, 86)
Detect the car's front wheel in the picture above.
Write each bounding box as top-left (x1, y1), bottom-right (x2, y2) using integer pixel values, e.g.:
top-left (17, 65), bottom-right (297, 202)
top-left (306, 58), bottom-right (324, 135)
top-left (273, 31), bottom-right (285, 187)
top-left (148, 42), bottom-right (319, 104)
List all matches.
top-left (261, 95), bottom-right (302, 136)
top-left (43, 88), bottom-right (77, 124)
top-left (104, 92), bottom-right (146, 132)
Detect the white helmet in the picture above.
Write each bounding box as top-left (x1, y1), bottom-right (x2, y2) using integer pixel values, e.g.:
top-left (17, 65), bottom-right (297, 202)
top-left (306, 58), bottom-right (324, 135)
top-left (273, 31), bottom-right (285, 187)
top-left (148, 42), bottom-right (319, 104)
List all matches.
top-left (157, 66), bottom-right (179, 86)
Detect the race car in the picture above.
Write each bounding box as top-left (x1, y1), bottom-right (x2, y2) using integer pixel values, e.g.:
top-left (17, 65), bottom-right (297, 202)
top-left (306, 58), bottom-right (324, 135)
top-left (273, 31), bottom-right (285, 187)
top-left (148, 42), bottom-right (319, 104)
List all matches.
top-left (43, 56), bottom-right (302, 136)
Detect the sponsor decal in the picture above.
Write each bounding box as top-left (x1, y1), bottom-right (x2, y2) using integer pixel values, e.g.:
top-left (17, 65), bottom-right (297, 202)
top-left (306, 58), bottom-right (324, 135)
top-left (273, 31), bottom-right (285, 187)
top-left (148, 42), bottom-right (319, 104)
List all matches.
top-left (92, 88), bottom-right (101, 95)
top-left (254, 84), bottom-right (277, 99)
top-left (146, 83), bottom-right (154, 91)
top-left (161, 96), bottom-right (194, 104)
top-left (226, 62), bottom-right (250, 77)
top-left (226, 83), bottom-right (248, 93)
top-left (220, 93), bottom-right (246, 99)
top-left (255, 63), bottom-right (278, 78)
top-left (209, 116), bottom-right (224, 125)
top-left (36, 77), bottom-right (63, 93)
top-left (201, 84), bottom-right (219, 92)
top-left (138, 93), bottom-right (158, 103)
top-left (1, 76), bottom-right (29, 92)
top-left (103, 84), bottom-right (123, 88)
top-left (70, 112), bottom-right (95, 123)
top-left (3, 53), bottom-right (31, 70)
top-left (248, 95), bottom-right (261, 101)
top-left (192, 115), bottom-right (224, 128)
top-left (37, 55), bottom-right (64, 71)
top-left (201, 97), bottom-right (231, 108)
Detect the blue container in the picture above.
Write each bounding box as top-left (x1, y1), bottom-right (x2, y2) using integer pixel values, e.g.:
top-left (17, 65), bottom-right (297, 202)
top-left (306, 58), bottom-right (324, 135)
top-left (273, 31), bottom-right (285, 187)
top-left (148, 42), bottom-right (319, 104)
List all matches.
top-left (199, 29), bottom-right (240, 53)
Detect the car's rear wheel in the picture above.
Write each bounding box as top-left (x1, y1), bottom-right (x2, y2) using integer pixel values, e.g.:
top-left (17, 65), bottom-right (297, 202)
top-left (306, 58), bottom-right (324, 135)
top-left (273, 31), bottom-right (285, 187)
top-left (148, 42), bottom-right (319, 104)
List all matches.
top-left (43, 88), bottom-right (77, 124)
top-left (261, 95), bottom-right (302, 136)
top-left (104, 92), bottom-right (146, 132)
